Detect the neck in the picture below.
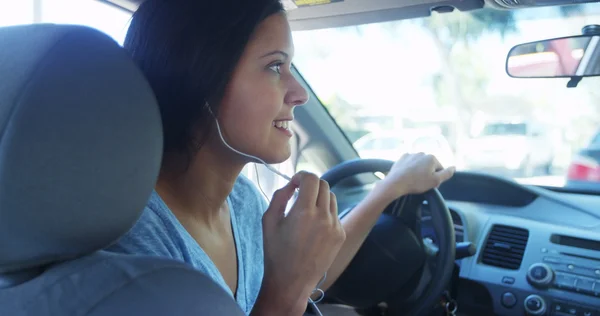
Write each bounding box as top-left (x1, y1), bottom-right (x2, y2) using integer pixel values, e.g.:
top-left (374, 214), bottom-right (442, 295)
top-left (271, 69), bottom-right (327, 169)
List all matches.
top-left (156, 141), bottom-right (248, 227)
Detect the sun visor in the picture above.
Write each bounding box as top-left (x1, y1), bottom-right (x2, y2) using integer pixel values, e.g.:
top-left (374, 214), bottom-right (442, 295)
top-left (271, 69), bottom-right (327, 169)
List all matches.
top-left (281, 0), bottom-right (299, 10)
top-left (287, 0), bottom-right (485, 30)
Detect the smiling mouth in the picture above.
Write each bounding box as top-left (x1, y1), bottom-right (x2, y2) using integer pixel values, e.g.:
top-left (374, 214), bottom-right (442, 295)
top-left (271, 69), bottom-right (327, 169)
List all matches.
top-left (273, 120), bottom-right (290, 130)
top-left (273, 120), bottom-right (293, 136)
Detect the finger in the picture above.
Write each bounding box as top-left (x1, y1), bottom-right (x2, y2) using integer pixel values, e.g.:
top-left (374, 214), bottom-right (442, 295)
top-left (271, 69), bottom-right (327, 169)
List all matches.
top-left (329, 192), bottom-right (338, 217)
top-left (265, 181), bottom-right (298, 220)
top-left (435, 166), bottom-right (456, 184)
top-left (316, 179), bottom-right (331, 209)
top-left (295, 172), bottom-right (320, 207)
top-left (430, 155), bottom-right (444, 172)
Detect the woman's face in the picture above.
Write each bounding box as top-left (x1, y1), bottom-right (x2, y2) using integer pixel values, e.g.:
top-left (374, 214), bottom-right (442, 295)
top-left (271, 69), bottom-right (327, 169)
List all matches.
top-left (216, 12), bottom-right (308, 164)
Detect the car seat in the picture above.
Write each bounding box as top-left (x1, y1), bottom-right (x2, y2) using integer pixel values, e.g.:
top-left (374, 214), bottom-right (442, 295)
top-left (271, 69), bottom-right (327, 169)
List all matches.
top-left (0, 23), bottom-right (245, 316)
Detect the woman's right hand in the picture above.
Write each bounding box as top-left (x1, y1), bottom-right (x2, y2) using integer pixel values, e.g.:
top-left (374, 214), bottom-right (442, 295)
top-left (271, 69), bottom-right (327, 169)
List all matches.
top-left (254, 171), bottom-right (346, 316)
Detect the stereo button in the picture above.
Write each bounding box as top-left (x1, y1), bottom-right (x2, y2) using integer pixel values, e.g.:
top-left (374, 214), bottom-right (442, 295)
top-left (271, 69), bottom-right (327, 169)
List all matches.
top-left (502, 276), bottom-right (515, 285)
top-left (527, 263), bottom-right (554, 288)
top-left (576, 278), bottom-right (595, 295)
top-left (581, 309), bottom-right (597, 316)
top-left (555, 273), bottom-right (577, 290)
top-left (552, 301), bottom-right (570, 313)
top-left (501, 292), bottom-right (517, 308)
top-left (543, 256), bottom-right (561, 264)
top-left (524, 295), bottom-right (546, 315)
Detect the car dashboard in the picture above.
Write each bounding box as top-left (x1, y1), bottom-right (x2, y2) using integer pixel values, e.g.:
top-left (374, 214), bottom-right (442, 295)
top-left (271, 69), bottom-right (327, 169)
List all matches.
top-left (444, 173), bottom-right (600, 316)
top-left (333, 172), bottom-right (600, 316)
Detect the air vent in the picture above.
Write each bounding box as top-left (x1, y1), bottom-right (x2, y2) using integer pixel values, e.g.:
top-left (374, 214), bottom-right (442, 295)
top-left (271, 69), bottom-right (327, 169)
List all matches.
top-left (451, 210), bottom-right (465, 243)
top-left (481, 225), bottom-right (529, 270)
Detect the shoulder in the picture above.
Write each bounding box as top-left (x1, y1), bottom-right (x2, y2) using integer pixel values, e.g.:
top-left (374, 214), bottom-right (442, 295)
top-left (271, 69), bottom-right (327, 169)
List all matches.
top-left (107, 192), bottom-right (184, 260)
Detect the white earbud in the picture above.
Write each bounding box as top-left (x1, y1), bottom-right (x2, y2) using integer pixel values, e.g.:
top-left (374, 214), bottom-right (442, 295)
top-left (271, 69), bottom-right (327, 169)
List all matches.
top-left (206, 102), bottom-right (326, 316)
top-left (205, 102), bottom-right (292, 182)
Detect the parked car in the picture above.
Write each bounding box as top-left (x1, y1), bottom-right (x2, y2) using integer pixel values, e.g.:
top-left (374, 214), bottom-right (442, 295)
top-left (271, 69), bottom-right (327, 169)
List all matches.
top-left (353, 130), bottom-right (456, 168)
top-left (566, 130), bottom-right (600, 189)
top-left (462, 120), bottom-right (554, 177)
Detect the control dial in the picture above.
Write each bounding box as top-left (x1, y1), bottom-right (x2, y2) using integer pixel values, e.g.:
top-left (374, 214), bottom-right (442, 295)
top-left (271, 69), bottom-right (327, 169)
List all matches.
top-left (527, 263), bottom-right (554, 288)
top-left (524, 294), bottom-right (546, 316)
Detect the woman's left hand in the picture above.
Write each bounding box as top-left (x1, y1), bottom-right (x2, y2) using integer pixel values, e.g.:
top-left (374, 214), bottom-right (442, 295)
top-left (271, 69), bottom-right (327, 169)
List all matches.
top-left (373, 153), bottom-right (456, 203)
top-left (314, 153), bottom-right (455, 292)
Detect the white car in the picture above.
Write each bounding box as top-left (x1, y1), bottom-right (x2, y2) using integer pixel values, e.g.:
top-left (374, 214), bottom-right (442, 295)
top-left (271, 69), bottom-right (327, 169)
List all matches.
top-left (463, 120), bottom-right (554, 176)
top-left (354, 131), bottom-right (456, 168)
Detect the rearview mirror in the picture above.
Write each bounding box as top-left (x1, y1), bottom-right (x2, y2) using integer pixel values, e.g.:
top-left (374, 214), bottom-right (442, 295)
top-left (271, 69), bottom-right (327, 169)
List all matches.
top-left (506, 35), bottom-right (600, 79)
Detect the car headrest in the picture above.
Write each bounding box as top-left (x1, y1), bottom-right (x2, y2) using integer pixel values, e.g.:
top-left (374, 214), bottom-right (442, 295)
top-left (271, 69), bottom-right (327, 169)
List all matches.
top-left (0, 24), bottom-right (163, 273)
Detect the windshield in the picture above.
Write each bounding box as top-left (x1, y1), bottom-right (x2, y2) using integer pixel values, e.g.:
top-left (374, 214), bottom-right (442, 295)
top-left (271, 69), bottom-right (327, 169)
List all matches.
top-left (292, 3), bottom-right (600, 191)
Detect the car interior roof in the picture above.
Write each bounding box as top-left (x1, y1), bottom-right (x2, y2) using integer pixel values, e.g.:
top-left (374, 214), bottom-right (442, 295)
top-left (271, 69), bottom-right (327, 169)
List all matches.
top-left (101, 0), bottom-right (585, 30)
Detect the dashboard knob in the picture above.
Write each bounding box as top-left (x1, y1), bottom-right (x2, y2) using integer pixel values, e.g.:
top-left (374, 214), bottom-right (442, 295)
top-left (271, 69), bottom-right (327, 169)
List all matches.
top-left (527, 263), bottom-right (554, 288)
top-left (524, 294), bottom-right (546, 316)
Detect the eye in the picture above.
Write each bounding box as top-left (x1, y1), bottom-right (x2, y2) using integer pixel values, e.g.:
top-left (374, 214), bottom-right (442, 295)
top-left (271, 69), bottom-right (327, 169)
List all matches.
top-left (268, 62), bottom-right (283, 74)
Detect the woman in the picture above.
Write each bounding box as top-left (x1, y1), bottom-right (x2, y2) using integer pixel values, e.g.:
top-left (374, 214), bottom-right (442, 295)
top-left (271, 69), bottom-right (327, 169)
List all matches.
top-left (108, 0), bottom-right (455, 315)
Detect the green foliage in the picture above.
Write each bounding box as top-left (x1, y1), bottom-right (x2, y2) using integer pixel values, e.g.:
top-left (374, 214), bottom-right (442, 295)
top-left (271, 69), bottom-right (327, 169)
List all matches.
top-left (424, 9), bottom-right (516, 48)
top-left (420, 9), bottom-right (517, 120)
top-left (559, 4), bottom-right (586, 17)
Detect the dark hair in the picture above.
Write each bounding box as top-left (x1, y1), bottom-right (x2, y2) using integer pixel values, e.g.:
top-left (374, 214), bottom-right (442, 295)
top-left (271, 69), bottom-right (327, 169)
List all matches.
top-left (124, 0), bottom-right (284, 165)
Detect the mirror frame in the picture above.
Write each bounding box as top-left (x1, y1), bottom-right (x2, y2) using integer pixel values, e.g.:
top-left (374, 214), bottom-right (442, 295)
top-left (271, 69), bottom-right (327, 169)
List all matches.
top-left (505, 34), bottom-right (600, 79)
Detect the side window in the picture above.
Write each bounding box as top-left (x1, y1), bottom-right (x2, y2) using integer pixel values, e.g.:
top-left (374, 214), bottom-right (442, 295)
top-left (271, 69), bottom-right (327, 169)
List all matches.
top-left (0, 0), bottom-right (132, 44)
top-left (0, 2), bottom-right (34, 27)
top-left (590, 132), bottom-right (600, 146)
top-left (243, 134), bottom-right (299, 199)
top-left (361, 139), bottom-right (378, 150)
top-left (243, 132), bottom-right (322, 200)
top-left (243, 161), bottom-right (295, 200)
top-left (41, 0), bottom-right (131, 44)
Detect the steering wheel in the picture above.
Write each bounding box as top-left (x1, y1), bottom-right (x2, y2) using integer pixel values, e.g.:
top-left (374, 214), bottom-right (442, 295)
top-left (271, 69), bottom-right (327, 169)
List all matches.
top-left (322, 158), bottom-right (456, 316)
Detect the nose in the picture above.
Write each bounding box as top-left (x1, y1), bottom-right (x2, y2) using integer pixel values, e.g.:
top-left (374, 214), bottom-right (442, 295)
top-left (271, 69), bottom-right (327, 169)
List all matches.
top-left (284, 74), bottom-right (309, 107)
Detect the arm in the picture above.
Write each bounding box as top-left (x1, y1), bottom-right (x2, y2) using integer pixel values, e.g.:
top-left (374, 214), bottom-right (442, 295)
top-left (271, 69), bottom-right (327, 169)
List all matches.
top-left (253, 172), bottom-right (346, 316)
top-left (250, 279), bottom-right (310, 316)
top-left (252, 187), bottom-right (396, 314)
top-left (318, 154), bottom-right (455, 293)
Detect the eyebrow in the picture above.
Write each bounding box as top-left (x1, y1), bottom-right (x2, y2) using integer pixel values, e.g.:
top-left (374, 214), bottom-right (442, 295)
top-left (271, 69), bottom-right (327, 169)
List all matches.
top-left (260, 50), bottom-right (289, 59)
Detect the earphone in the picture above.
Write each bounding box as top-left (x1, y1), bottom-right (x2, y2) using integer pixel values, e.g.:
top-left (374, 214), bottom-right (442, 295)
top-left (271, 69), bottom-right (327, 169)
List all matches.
top-left (206, 102), bottom-right (326, 316)
top-left (207, 103), bottom-right (292, 182)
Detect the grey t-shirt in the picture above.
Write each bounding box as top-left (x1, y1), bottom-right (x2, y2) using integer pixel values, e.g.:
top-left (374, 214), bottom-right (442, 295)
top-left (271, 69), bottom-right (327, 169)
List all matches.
top-left (107, 175), bottom-right (268, 314)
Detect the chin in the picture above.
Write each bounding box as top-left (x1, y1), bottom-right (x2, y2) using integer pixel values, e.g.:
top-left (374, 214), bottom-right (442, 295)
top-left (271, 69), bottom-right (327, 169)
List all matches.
top-left (259, 145), bottom-right (292, 165)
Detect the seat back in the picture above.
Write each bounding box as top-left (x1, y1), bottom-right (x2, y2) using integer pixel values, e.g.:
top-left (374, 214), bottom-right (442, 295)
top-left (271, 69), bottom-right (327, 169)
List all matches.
top-left (0, 24), bottom-right (244, 316)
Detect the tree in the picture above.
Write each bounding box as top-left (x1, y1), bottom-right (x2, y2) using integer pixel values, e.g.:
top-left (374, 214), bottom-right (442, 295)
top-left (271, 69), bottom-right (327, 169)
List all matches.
top-left (381, 9), bottom-right (516, 118)
top-left (559, 4), bottom-right (585, 17)
top-left (424, 9), bottom-right (516, 116)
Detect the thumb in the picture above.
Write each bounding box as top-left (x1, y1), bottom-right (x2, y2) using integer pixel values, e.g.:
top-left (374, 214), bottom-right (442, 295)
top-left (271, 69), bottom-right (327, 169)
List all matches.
top-left (263, 180), bottom-right (298, 222)
top-left (435, 166), bottom-right (456, 184)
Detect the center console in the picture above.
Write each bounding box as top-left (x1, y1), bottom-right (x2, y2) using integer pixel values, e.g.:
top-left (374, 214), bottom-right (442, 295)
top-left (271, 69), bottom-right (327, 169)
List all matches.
top-left (523, 259), bottom-right (600, 316)
top-left (461, 220), bottom-right (600, 316)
